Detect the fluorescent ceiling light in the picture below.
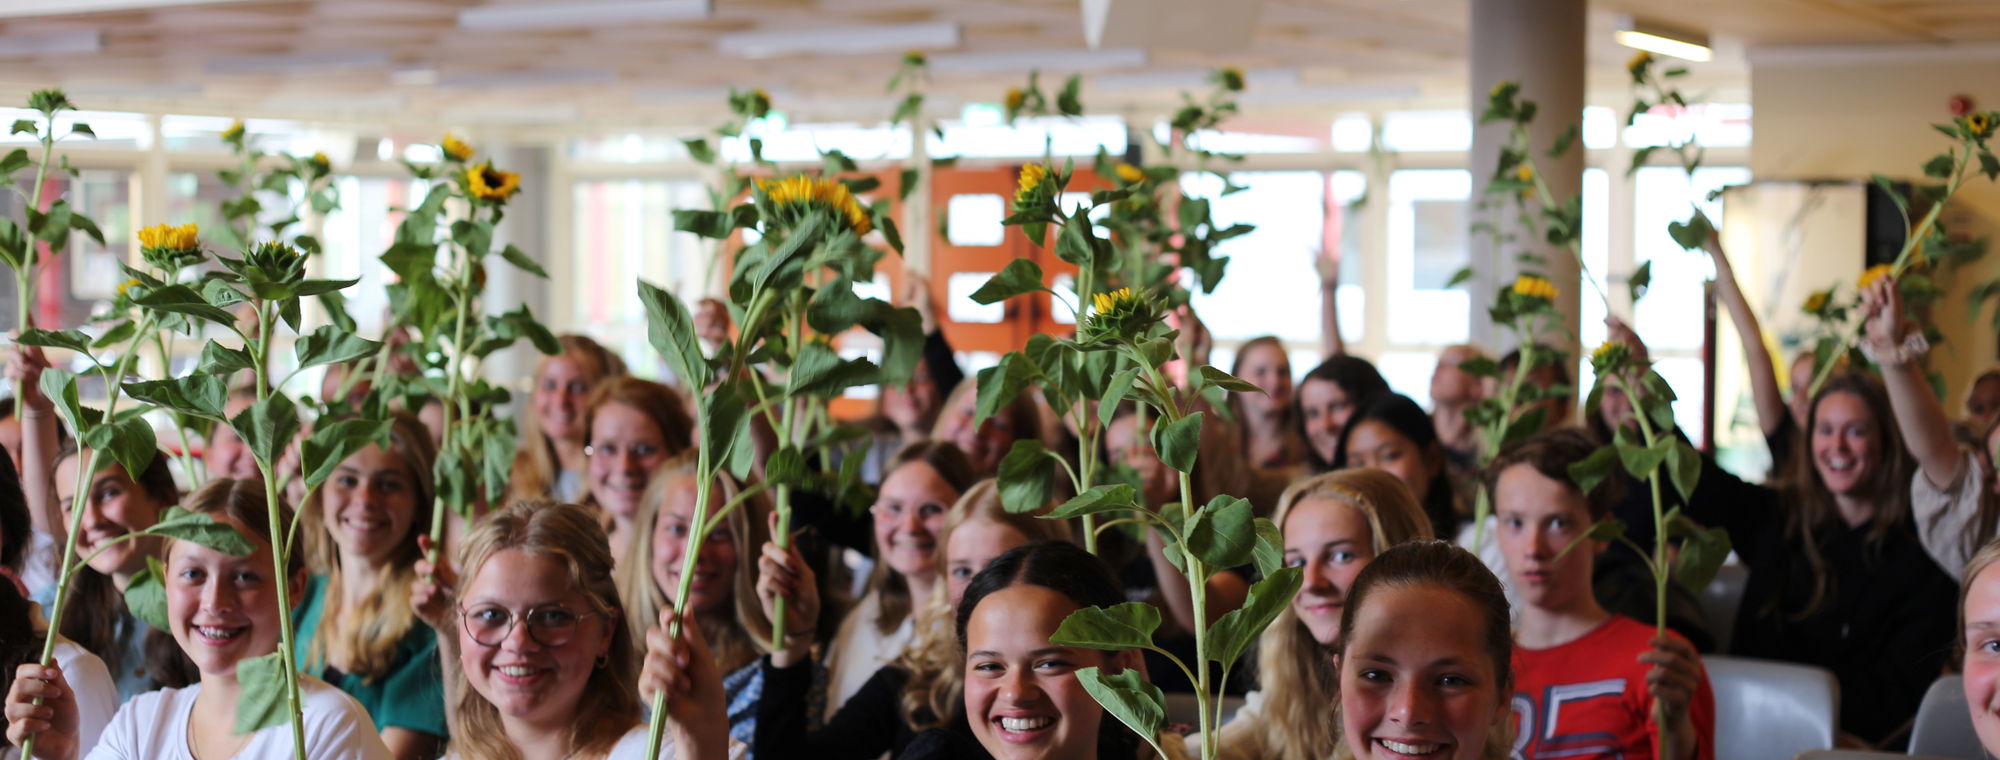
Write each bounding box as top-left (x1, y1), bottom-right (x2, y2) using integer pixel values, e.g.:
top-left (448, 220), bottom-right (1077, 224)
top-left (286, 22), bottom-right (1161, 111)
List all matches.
top-left (0, 30), bottom-right (101, 56)
top-left (0, 0), bottom-right (267, 18)
top-left (718, 21), bottom-right (958, 59)
top-left (1614, 17), bottom-right (1711, 63)
top-left (929, 48), bottom-right (1145, 74)
top-left (459, 0), bottom-right (710, 31)
top-left (206, 50), bottom-right (389, 75)
top-left (440, 68), bottom-right (616, 89)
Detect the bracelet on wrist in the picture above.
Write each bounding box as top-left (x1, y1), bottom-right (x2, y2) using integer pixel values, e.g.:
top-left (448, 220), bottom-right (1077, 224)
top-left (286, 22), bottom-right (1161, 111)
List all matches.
top-left (1861, 331), bottom-right (1930, 367)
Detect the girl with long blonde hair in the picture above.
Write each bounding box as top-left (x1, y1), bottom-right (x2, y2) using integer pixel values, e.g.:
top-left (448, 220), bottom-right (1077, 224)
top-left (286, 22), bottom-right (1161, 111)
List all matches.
top-left (297, 411), bottom-right (445, 759)
top-left (508, 335), bottom-right (626, 505)
top-left (1201, 468), bottom-right (1433, 759)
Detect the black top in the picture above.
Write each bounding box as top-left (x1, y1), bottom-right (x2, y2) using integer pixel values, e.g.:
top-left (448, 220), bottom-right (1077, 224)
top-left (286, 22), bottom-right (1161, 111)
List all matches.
top-left (755, 658), bottom-right (921, 759)
top-left (1723, 484), bottom-right (1958, 748)
top-left (900, 726), bottom-right (991, 760)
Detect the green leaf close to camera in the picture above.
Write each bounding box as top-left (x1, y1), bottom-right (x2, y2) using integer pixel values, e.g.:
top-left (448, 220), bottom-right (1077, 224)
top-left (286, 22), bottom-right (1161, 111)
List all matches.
top-left (970, 257), bottom-right (1046, 304)
top-left (638, 281), bottom-right (710, 392)
top-left (233, 651), bottom-right (291, 736)
top-left (294, 325), bottom-right (383, 370)
top-left (997, 439), bottom-right (1057, 514)
top-left (1251, 517), bottom-right (1284, 576)
top-left (229, 392), bottom-right (300, 469)
top-left (1196, 366), bottom-right (1262, 395)
top-left (301, 418), bottom-right (394, 489)
top-left (123, 555), bottom-right (169, 630)
top-left (1666, 439), bottom-right (1702, 502)
top-left (197, 342), bottom-right (255, 376)
top-left (38, 368), bottom-right (86, 436)
top-left (786, 341), bottom-right (878, 398)
top-left (1044, 484), bottom-right (1139, 520)
top-left (1074, 667), bottom-right (1167, 758)
top-left (18, 328), bottom-right (94, 355)
top-left (974, 352), bottom-right (1043, 428)
top-left (83, 416), bottom-right (157, 488)
top-left (1207, 567), bottom-right (1302, 668)
top-left (147, 505), bottom-right (255, 556)
top-left (1184, 494), bottom-right (1256, 570)
top-left (134, 284), bottom-right (238, 328)
top-left (1050, 601), bottom-right (1160, 650)
top-left (123, 376), bottom-right (228, 419)
top-left (1153, 411), bottom-right (1202, 473)
top-left (1567, 444), bottom-right (1621, 499)
top-left (1673, 524), bottom-right (1733, 593)
top-left (1099, 367), bottom-right (1141, 428)
top-left (1617, 440), bottom-right (1670, 480)
top-left (767, 445), bottom-right (808, 487)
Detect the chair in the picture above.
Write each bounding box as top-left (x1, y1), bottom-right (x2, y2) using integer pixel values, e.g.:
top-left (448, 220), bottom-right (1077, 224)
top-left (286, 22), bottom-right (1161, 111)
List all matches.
top-left (1795, 751), bottom-right (1959, 760)
top-left (1704, 655), bottom-right (1838, 760)
top-left (1161, 692), bottom-right (1248, 728)
top-left (1697, 562), bottom-right (1748, 653)
top-left (1909, 675), bottom-right (1985, 760)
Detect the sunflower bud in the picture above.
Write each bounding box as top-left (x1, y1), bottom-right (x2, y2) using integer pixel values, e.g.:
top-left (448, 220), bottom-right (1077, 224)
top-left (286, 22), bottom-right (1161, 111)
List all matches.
top-left (902, 50), bottom-right (927, 68)
top-left (1801, 289), bottom-right (1831, 315)
top-left (27, 89), bottom-right (71, 115)
top-left (1511, 274), bottom-right (1558, 302)
top-left (756, 175), bottom-right (872, 235)
top-left (1114, 163), bottom-right (1145, 184)
top-left (1082, 288), bottom-right (1159, 343)
top-left (221, 120), bottom-right (246, 146)
top-left (441, 134), bottom-right (475, 162)
top-left (1216, 67), bottom-right (1245, 92)
top-left (246, 240), bottom-right (308, 287)
top-left (1590, 340), bottom-right (1633, 375)
top-left (1626, 50), bottom-right (1653, 78)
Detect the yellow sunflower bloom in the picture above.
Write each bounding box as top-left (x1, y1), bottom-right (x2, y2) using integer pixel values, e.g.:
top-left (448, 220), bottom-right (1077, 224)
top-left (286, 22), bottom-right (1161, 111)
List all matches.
top-left (1512, 274), bottom-right (1558, 301)
top-left (1965, 112), bottom-right (1994, 139)
top-left (1115, 163), bottom-right (1145, 184)
top-left (442, 134), bottom-right (475, 162)
top-left (137, 223), bottom-right (200, 251)
top-left (221, 120), bottom-right (245, 143)
top-left (1093, 288), bottom-right (1133, 315)
top-left (1627, 50), bottom-right (1653, 76)
top-left (756, 176), bottom-right (873, 235)
top-left (1801, 290), bottom-right (1830, 314)
top-left (1016, 163), bottom-right (1048, 204)
top-left (1004, 88), bottom-right (1026, 114)
top-left (1515, 164), bottom-right (1534, 183)
top-left (1857, 264), bottom-right (1894, 292)
top-left (1590, 339), bottom-right (1632, 374)
top-left (311, 152), bottom-right (330, 170)
top-left (466, 162), bottom-right (522, 202)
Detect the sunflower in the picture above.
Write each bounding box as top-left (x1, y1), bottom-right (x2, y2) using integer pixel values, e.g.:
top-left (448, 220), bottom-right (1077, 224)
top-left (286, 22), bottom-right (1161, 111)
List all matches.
top-left (1004, 88), bottom-right (1026, 114)
top-left (1512, 274), bottom-right (1558, 301)
top-left (116, 278), bottom-right (140, 298)
top-left (902, 50), bottom-right (927, 67)
top-left (441, 134), bottom-right (475, 162)
top-left (1627, 50), bottom-right (1653, 77)
top-left (310, 152), bottom-right (331, 173)
top-left (466, 162), bottom-right (521, 202)
top-left (221, 120), bottom-right (246, 144)
top-left (1515, 164), bottom-right (1534, 183)
top-left (1590, 339), bottom-right (1633, 374)
top-left (1093, 288), bottom-right (1134, 315)
top-left (1115, 163), bottom-right (1145, 184)
top-left (756, 176), bottom-right (872, 235)
top-left (1965, 112), bottom-right (1994, 140)
top-left (1015, 163), bottom-right (1048, 204)
top-left (1857, 264), bottom-right (1894, 292)
top-left (1801, 289), bottom-right (1831, 315)
top-left (137, 223), bottom-right (200, 252)
top-left (1083, 287), bottom-right (1157, 342)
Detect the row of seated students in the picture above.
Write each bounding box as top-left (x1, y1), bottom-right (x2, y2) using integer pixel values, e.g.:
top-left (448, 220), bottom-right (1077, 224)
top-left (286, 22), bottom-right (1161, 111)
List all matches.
top-left (1, 253), bottom-right (1999, 760)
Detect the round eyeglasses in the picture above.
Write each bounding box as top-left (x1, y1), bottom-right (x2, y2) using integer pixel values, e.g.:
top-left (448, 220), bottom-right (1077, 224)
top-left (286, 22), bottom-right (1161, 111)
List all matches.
top-left (458, 603), bottom-right (599, 648)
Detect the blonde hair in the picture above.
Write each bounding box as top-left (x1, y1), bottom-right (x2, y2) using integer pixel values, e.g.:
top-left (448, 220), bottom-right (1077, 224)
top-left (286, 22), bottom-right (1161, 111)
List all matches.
top-left (448, 501), bottom-right (639, 760)
top-left (895, 479), bottom-right (1074, 729)
top-left (1254, 468), bottom-right (1434, 759)
top-left (508, 335), bottom-right (626, 504)
top-left (1962, 539), bottom-right (2000, 665)
top-left (302, 412), bottom-right (437, 682)
top-left (614, 451), bottom-right (772, 674)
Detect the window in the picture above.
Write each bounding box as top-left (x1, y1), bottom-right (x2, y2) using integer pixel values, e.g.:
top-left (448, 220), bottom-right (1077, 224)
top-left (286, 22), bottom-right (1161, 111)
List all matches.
top-left (945, 194), bottom-right (1006, 246)
top-left (568, 178), bottom-right (710, 367)
top-left (1381, 110), bottom-right (1472, 152)
top-left (316, 175), bottom-right (433, 336)
top-left (1631, 166), bottom-right (1749, 351)
top-left (1386, 169), bottom-right (1470, 344)
top-left (930, 115), bottom-right (1127, 159)
top-left (1184, 171), bottom-right (1364, 345)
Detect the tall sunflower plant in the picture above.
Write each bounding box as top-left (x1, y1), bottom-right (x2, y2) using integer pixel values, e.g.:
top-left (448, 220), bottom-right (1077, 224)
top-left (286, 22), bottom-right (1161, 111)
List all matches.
top-left (968, 159), bottom-right (1296, 759)
top-left (1479, 81), bottom-right (1733, 760)
top-left (213, 119), bottom-right (341, 257)
top-left (1, 89), bottom-right (108, 339)
top-left (646, 173), bottom-right (923, 758)
top-left (27, 226), bottom-right (391, 758)
top-left (377, 135), bottom-right (560, 572)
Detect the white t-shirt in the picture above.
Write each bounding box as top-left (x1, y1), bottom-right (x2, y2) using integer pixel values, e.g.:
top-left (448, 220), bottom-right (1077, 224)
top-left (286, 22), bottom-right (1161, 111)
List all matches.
top-left (85, 676), bottom-right (390, 760)
top-left (821, 590), bottom-right (915, 719)
top-left (604, 726), bottom-right (748, 759)
top-left (1, 639), bottom-right (116, 760)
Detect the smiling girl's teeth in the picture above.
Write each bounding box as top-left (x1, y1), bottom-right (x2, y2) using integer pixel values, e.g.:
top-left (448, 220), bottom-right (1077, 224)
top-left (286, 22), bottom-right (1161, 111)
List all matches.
top-left (999, 716), bottom-right (1053, 732)
top-left (196, 625), bottom-right (242, 640)
top-left (1379, 739), bottom-right (1441, 755)
top-left (498, 666), bottom-right (540, 677)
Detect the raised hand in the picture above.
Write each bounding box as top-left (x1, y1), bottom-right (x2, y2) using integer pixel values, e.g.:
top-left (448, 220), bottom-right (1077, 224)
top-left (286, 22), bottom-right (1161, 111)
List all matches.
top-left (1637, 634), bottom-right (1703, 760)
top-left (639, 606), bottom-right (733, 760)
top-left (409, 534), bottom-right (458, 631)
top-left (754, 512), bottom-right (820, 667)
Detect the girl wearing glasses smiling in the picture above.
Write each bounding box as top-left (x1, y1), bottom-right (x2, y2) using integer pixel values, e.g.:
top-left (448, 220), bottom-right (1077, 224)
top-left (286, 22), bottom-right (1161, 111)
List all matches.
top-left (417, 500), bottom-right (734, 760)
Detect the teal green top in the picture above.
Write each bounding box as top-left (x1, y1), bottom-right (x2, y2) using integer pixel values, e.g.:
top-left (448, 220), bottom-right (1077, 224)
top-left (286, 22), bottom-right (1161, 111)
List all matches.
top-left (292, 574), bottom-right (449, 739)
